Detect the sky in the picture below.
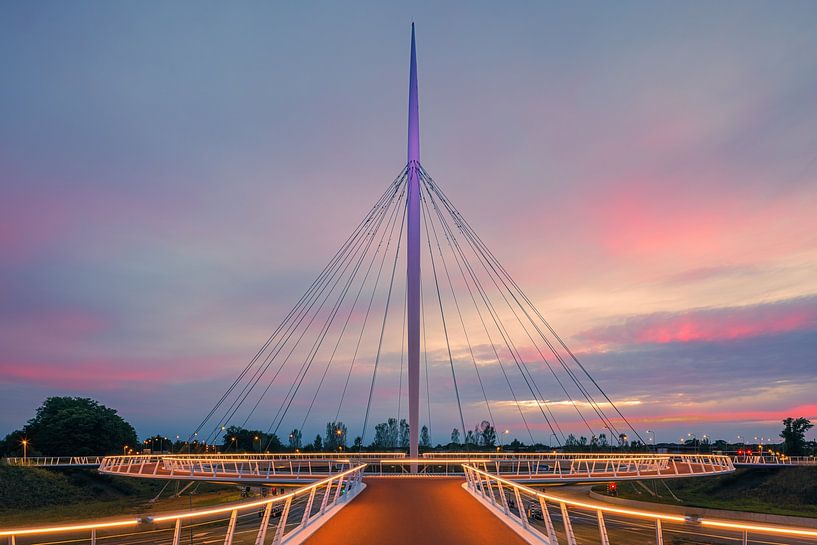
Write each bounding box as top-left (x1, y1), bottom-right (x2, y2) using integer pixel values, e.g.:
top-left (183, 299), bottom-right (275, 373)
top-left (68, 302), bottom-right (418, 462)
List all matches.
top-left (1, 1), bottom-right (817, 445)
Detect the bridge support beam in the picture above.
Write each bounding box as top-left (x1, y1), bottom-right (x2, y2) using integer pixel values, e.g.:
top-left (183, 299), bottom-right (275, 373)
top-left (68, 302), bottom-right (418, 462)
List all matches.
top-left (406, 23), bottom-right (421, 469)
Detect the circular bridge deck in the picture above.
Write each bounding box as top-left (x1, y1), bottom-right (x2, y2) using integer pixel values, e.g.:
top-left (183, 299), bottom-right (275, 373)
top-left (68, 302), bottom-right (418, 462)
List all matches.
top-left (98, 452), bottom-right (735, 484)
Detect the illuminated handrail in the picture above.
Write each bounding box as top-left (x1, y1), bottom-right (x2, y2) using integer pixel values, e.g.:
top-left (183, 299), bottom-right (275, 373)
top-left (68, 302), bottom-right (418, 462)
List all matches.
top-left (98, 452), bottom-right (734, 482)
top-left (0, 463), bottom-right (367, 545)
top-left (462, 464), bottom-right (817, 543)
top-left (732, 454), bottom-right (817, 466)
top-left (5, 456), bottom-right (105, 467)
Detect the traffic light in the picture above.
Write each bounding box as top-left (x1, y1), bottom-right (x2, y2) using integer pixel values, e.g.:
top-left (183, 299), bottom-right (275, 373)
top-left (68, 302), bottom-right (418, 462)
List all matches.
top-left (606, 482), bottom-right (618, 496)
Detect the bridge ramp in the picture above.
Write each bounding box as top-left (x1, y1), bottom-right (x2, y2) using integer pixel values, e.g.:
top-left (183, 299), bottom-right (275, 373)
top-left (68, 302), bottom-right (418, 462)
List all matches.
top-left (304, 477), bottom-right (527, 545)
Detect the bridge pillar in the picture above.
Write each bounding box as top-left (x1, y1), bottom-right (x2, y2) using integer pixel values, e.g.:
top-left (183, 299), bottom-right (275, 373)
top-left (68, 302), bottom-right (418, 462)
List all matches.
top-left (406, 23), bottom-right (421, 469)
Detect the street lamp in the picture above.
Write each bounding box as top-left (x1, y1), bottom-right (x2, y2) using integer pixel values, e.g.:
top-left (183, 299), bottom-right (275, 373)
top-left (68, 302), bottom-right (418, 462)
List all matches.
top-left (21, 439), bottom-right (28, 463)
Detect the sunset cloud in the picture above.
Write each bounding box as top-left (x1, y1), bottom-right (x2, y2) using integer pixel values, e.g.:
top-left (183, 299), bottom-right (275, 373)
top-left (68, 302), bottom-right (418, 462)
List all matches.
top-left (1, 3), bottom-right (816, 443)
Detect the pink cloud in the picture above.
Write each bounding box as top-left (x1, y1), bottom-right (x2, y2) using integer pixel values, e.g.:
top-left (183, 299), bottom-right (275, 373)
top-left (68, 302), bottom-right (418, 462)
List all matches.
top-left (577, 296), bottom-right (817, 347)
top-left (623, 404), bottom-right (817, 427)
top-left (0, 356), bottom-right (237, 390)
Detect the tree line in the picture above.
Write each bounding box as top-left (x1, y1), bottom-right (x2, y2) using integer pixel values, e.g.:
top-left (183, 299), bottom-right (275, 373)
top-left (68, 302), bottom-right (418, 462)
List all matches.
top-left (2, 397), bottom-right (813, 456)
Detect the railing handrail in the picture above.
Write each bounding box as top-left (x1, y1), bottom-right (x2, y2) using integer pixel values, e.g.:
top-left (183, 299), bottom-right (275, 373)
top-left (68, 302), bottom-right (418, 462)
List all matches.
top-left (0, 463), bottom-right (367, 538)
top-left (463, 464), bottom-right (817, 540)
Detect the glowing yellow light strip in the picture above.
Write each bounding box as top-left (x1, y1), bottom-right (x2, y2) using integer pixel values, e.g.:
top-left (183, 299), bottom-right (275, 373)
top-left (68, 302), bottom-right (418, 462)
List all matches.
top-left (701, 520), bottom-right (817, 538)
top-left (463, 464), bottom-right (817, 534)
top-left (0, 464), bottom-right (366, 536)
top-left (0, 520), bottom-right (139, 537)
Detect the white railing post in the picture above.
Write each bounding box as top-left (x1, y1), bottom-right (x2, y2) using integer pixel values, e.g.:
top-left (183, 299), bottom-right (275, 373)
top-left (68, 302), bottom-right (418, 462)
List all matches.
top-left (90, 529), bottom-right (96, 545)
top-left (224, 509), bottom-right (238, 545)
top-left (172, 518), bottom-right (182, 545)
top-left (539, 497), bottom-right (558, 544)
top-left (560, 502), bottom-right (577, 545)
top-left (596, 510), bottom-right (610, 545)
top-left (513, 487), bottom-right (528, 529)
top-left (483, 473), bottom-right (496, 505)
top-left (255, 502), bottom-right (273, 545)
top-left (272, 497), bottom-right (292, 545)
top-left (499, 483), bottom-right (511, 515)
top-left (655, 518), bottom-right (664, 545)
top-left (741, 529), bottom-right (748, 545)
top-left (301, 487), bottom-right (317, 527)
top-left (319, 479), bottom-right (333, 513)
top-left (333, 475), bottom-right (345, 503)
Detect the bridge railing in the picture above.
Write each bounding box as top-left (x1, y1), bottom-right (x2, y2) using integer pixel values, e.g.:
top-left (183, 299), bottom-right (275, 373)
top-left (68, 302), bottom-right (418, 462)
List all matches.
top-left (5, 456), bottom-right (105, 467)
top-left (97, 452), bottom-right (735, 482)
top-left (732, 454), bottom-right (817, 466)
top-left (0, 464), bottom-right (367, 545)
top-left (98, 455), bottom-right (356, 481)
top-left (477, 453), bottom-right (735, 482)
top-left (159, 457), bottom-right (352, 479)
top-left (462, 464), bottom-right (817, 544)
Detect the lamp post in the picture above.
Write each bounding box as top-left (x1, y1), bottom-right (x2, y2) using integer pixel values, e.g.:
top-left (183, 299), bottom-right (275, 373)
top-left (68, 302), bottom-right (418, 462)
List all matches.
top-left (22, 439), bottom-right (28, 463)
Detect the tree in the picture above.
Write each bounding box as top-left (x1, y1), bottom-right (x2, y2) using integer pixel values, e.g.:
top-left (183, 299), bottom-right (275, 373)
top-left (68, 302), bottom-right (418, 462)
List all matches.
top-left (420, 426), bottom-right (431, 448)
top-left (464, 430), bottom-right (476, 446)
top-left (353, 436), bottom-right (363, 450)
top-left (398, 419), bottom-right (410, 448)
top-left (0, 429), bottom-right (28, 457)
top-left (781, 417), bottom-right (813, 455)
top-left (450, 428), bottom-right (461, 445)
top-left (478, 421), bottom-right (496, 447)
top-left (288, 429), bottom-right (302, 450)
top-left (373, 422), bottom-right (391, 448)
top-left (324, 421), bottom-right (347, 450)
top-left (313, 434), bottom-right (323, 451)
top-left (598, 433), bottom-right (608, 448)
top-left (221, 427), bottom-right (281, 452)
top-left (9, 397), bottom-right (137, 456)
top-left (387, 418), bottom-right (399, 447)
top-left (143, 435), bottom-right (172, 453)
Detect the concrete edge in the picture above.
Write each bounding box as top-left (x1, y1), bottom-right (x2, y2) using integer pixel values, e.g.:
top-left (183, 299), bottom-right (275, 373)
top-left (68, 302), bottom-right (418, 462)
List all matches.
top-left (461, 482), bottom-right (551, 545)
top-left (587, 490), bottom-right (817, 529)
top-left (281, 482), bottom-right (367, 545)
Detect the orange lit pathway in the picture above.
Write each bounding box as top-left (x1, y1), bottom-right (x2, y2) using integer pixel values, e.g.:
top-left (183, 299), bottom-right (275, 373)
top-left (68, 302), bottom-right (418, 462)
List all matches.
top-left (303, 477), bottom-right (527, 545)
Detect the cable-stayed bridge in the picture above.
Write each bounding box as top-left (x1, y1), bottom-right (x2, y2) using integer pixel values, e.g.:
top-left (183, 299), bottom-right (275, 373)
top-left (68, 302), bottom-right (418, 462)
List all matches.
top-left (3, 24), bottom-right (817, 545)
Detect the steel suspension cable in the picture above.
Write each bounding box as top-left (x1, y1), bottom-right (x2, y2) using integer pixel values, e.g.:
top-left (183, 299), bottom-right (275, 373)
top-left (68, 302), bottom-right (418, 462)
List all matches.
top-left (263, 180), bottom-right (409, 443)
top-left (277, 181), bottom-right (409, 441)
top-left (190, 171), bottom-right (406, 444)
top-left (421, 180), bottom-right (544, 444)
top-left (420, 187), bottom-right (498, 441)
top-left (420, 194), bottom-right (467, 442)
top-left (334, 183), bottom-right (409, 423)
top-left (297, 184), bottom-right (409, 435)
top-left (422, 178), bottom-right (585, 439)
top-left (361, 198), bottom-right (407, 445)
top-left (205, 175), bottom-right (406, 444)
top-left (423, 171), bottom-right (638, 442)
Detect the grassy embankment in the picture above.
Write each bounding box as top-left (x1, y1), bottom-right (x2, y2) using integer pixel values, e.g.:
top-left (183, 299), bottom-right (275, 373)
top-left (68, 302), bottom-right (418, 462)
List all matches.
top-left (594, 468), bottom-right (817, 518)
top-left (0, 465), bottom-right (244, 526)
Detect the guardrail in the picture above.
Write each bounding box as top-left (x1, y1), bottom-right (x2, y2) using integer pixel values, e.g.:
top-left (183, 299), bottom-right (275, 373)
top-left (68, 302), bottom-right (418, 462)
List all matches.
top-left (732, 455), bottom-right (817, 466)
top-left (462, 464), bottom-right (817, 544)
top-left (0, 463), bottom-right (367, 545)
top-left (98, 452), bottom-right (734, 482)
top-left (99, 455), bottom-right (354, 482)
top-left (4, 456), bottom-right (105, 467)
top-left (476, 453), bottom-right (735, 483)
